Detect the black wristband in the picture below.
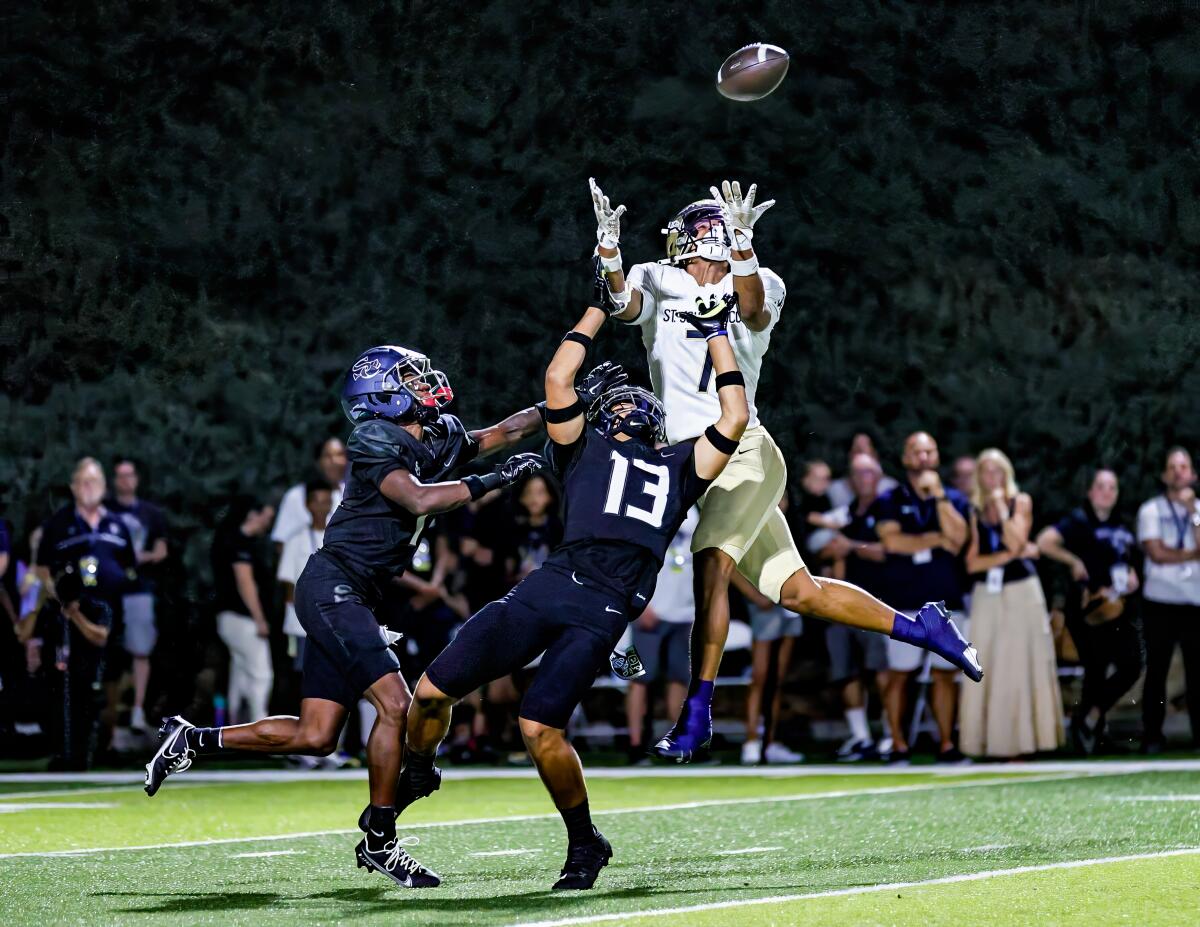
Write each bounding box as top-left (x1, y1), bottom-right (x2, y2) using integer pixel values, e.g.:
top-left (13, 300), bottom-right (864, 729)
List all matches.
top-left (715, 371), bottom-right (745, 390)
top-left (464, 472), bottom-right (502, 501)
top-left (544, 399), bottom-right (584, 424)
top-left (561, 331), bottom-right (593, 350)
top-left (704, 424), bottom-right (740, 456)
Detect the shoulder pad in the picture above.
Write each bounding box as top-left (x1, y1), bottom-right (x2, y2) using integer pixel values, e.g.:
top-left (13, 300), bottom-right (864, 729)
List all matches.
top-left (348, 419), bottom-right (423, 462)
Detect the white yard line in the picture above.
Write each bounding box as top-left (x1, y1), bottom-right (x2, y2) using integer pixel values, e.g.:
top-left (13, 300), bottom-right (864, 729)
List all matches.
top-left (2, 758), bottom-right (1199, 786)
top-left (231, 849), bottom-right (303, 858)
top-left (1113, 795), bottom-right (1200, 802)
top-left (714, 846), bottom-right (782, 856)
top-left (0, 802), bottom-right (117, 814)
top-left (501, 846), bottom-right (1200, 927)
top-left (470, 849), bottom-right (540, 857)
top-left (0, 772), bottom-right (1083, 860)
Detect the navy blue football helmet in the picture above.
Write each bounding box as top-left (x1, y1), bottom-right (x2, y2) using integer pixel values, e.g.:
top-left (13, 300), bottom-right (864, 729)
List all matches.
top-left (588, 385), bottom-right (667, 445)
top-left (341, 345), bottom-right (454, 425)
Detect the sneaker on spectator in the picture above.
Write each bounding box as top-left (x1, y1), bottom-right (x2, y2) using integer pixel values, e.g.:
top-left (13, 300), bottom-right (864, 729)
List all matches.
top-left (936, 746), bottom-right (972, 765)
top-left (740, 739), bottom-right (763, 765)
top-left (886, 748), bottom-right (911, 767)
top-left (110, 726), bottom-right (135, 754)
top-left (836, 737), bottom-right (877, 762)
top-left (287, 754), bottom-right (321, 770)
top-left (130, 706), bottom-right (150, 734)
top-left (764, 742), bottom-right (804, 764)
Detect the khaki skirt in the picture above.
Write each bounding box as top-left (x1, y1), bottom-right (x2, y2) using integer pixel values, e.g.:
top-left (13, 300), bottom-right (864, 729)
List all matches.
top-left (959, 575), bottom-right (1063, 758)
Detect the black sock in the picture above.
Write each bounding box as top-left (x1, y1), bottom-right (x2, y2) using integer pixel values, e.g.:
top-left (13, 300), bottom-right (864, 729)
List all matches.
top-left (184, 727), bottom-right (225, 755)
top-left (560, 799), bottom-right (598, 846)
top-left (405, 749), bottom-right (437, 797)
top-left (365, 805), bottom-right (396, 845)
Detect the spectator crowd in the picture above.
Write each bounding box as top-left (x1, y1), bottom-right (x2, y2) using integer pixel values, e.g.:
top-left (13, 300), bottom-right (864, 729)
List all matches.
top-left (2, 430), bottom-right (1198, 770)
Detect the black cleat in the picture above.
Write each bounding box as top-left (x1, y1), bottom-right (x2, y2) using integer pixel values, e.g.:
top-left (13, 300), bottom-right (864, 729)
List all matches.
top-left (355, 834), bottom-right (441, 888)
top-left (552, 833), bottom-right (613, 890)
top-left (144, 715), bottom-right (195, 797)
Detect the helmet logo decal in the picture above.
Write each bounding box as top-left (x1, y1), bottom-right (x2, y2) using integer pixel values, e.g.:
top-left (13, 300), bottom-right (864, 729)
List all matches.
top-left (352, 356), bottom-right (383, 380)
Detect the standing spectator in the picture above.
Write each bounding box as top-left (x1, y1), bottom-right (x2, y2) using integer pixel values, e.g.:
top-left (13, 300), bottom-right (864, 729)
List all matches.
top-left (278, 480), bottom-right (334, 670)
top-left (1037, 468), bottom-right (1141, 754)
top-left (37, 458), bottom-right (137, 744)
top-left (212, 496), bottom-right (276, 724)
top-left (511, 475), bottom-right (563, 583)
top-left (39, 567), bottom-right (111, 769)
top-left (1136, 446), bottom-right (1200, 753)
top-left (107, 456), bottom-right (168, 734)
top-left (0, 517), bottom-right (21, 735)
top-left (959, 449), bottom-right (1062, 759)
top-left (821, 453), bottom-right (891, 761)
top-left (951, 455), bottom-right (977, 499)
top-left (626, 508), bottom-right (699, 764)
top-left (791, 461), bottom-right (835, 556)
top-left (271, 438), bottom-right (347, 547)
top-left (873, 432), bottom-right (971, 764)
top-left (827, 432), bottom-right (898, 510)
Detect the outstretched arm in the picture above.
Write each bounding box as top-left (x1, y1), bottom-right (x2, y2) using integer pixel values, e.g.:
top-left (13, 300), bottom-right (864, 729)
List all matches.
top-left (381, 455), bottom-right (545, 516)
top-left (711, 179), bottom-right (776, 332)
top-left (588, 177), bottom-right (642, 323)
top-left (544, 306), bottom-right (609, 445)
top-left (468, 407), bottom-right (545, 458)
top-left (686, 310), bottom-right (750, 481)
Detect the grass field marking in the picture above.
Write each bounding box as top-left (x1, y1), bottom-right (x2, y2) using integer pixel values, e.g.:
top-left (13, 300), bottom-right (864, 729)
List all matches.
top-left (0, 770), bottom-right (1092, 860)
top-left (0, 802), bottom-right (118, 814)
top-left (0, 784), bottom-right (208, 800)
top-left (713, 846), bottom-right (783, 856)
top-left (500, 846), bottom-right (1200, 927)
top-left (231, 850), bottom-right (304, 858)
top-left (471, 849), bottom-right (540, 857)
top-left (1114, 795), bottom-right (1200, 802)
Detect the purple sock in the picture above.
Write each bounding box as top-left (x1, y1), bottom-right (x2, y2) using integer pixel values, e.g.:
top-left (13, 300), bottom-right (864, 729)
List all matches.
top-left (686, 679), bottom-right (715, 710)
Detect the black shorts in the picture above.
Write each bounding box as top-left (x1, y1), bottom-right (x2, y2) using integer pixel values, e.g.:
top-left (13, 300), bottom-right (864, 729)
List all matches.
top-left (425, 565), bottom-right (627, 729)
top-left (294, 557), bottom-right (402, 708)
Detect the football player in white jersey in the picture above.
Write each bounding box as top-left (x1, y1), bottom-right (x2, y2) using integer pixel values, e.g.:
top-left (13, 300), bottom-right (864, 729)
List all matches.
top-left (588, 178), bottom-right (983, 761)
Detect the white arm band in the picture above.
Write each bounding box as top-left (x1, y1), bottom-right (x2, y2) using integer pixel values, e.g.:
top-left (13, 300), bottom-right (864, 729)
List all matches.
top-left (599, 250), bottom-right (623, 273)
top-left (730, 253), bottom-right (760, 276)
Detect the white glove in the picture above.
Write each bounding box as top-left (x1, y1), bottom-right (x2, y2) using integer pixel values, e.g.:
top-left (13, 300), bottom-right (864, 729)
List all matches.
top-left (589, 177), bottom-right (626, 249)
top-left (709, 179), bottom-right (775, 252)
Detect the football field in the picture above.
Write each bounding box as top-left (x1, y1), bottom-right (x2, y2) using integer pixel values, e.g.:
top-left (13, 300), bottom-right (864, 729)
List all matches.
top-left (2, 763), bottom-right (1198, 926)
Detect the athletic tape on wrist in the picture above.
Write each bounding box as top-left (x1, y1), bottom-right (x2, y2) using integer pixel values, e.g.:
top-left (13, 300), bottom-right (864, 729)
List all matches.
top-left (599, 251), bottom-right (623, 273)
top-left (561, 331), bottom-right (593, 349)
top-left (544, 399), bottom-right (584, 424)
top-left (715, 371), bottom-right (745, 389)
top-left (730, 253), bottom-right (760, 276)
top-left (704, 424), bottom-right (740, 456)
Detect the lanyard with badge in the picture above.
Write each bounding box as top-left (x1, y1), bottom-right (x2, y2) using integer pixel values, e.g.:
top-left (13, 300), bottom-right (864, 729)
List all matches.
top-left (907, 486), bottom-right (935, 565)
top-left (1164, 495), bottom-right (1194, 579)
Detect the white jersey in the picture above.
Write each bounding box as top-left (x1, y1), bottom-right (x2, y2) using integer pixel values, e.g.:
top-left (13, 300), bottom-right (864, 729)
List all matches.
top-left (624, 261), bottom-right (786, 443)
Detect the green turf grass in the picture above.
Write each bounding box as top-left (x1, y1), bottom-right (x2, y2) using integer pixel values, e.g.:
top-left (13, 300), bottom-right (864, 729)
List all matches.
top-left (1, 769), bottom-right (1197, 926)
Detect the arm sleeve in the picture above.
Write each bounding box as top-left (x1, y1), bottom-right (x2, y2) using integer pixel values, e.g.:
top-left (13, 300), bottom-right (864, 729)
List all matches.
top-left (623, 263), bottom-right (657, 326)
top-left (1137, 501), bottom-right (1160, 543)
top-left (682, 446), bottom-right (715, 507)
top-left (545, 436), bottom-right (583, 479)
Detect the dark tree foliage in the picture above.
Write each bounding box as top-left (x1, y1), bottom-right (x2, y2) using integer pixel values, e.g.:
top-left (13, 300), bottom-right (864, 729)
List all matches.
top-left (2, 1), bottom-right (1198, 579)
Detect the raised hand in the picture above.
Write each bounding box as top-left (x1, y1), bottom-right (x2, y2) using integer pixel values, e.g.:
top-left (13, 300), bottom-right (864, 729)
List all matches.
top-left (576, 360), bottom-right (629, 406)
top-left (709, 179), bottom-right (775, 252)
top-left (592, 254), bottom-right (630, 316)
top-left (589, 177), bottom-right (626, 249)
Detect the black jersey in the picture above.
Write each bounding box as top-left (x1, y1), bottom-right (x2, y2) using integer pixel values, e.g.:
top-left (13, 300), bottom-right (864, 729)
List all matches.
top-left (316, 415), bottom-right (478, 602)
top-left (546, 426), bottom-right (710, 612)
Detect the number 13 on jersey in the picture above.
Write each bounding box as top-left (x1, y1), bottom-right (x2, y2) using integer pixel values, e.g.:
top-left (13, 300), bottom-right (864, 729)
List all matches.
top-left (602, 450), bottom-right (670, 528)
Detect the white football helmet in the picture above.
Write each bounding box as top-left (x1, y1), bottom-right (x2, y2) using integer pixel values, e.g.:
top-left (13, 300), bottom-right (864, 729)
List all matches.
top-left (659, 199), bottom-right (731, 265)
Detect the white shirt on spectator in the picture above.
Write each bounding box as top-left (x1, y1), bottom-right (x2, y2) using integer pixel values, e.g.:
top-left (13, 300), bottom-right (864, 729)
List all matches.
top-left (646, 507), bottom-right (700, 624)
top-left (827, 474), bottom-right (897, 511)
top-left (278, 526), bottom-right (324, 638)
top-left (271, 482), bottom-right (343, 544)
top-left (1137, 495), bottom-right (1200, 605)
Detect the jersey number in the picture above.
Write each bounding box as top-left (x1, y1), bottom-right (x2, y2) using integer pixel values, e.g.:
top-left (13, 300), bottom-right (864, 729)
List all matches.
top-left (686, 330), bottom-right (714, 392)
top-left (602, 451), bottom-right (670, 528)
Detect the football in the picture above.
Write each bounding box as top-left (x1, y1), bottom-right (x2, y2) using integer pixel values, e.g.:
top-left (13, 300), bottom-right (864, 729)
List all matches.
top-left (716, 43), bottom-right (790, 101)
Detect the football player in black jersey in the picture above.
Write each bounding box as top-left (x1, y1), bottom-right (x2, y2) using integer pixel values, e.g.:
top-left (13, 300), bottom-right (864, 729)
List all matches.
top-left (396, 271), bottom-right (750, 891)
top-left (145, 345), bottom-right (549, 887)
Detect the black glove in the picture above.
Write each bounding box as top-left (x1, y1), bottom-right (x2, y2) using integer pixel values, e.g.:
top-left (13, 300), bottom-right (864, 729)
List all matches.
top-left (575, 360), bottom-right (628, 407)
top-left (679, 292), bottom-right (737, 341)
top-left (592, 254), bottom-right (631, 317)
top-left (464, 452), bottom-right (547, 500)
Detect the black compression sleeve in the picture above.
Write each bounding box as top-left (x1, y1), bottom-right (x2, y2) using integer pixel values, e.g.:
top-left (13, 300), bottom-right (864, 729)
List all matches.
top-left (704, 424), bottom-right (740, 456)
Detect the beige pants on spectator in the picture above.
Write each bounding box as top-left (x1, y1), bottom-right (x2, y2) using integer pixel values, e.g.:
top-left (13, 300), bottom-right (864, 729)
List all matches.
top-left (958, 576), bottom-right (1063, 758)
top-left (217, 611), bottom-right (274, 724)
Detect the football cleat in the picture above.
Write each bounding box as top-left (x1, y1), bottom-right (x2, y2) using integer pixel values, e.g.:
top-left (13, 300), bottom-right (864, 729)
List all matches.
top-left (144, 715), bottom-right (196, 797)
top-left (552, 833), bottom-right (613, 890)
top-left (355, 834), bottom-right (441, 888)
top-left (651, 703), bottom-right (712, 763)
top-left (894, 601), bottom-right (984, 682)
